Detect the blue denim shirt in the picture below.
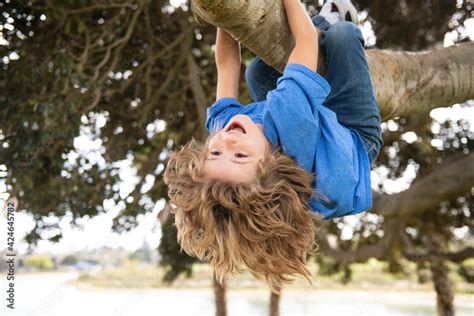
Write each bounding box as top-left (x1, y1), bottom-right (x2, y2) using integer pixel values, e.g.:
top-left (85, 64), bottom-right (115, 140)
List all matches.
top-left (205, 63), bottom-right (372, 220)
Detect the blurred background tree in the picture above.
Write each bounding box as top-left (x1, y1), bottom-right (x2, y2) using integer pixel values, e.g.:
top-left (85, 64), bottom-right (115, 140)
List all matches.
top-left (1, 1), bottom-right (473, 316)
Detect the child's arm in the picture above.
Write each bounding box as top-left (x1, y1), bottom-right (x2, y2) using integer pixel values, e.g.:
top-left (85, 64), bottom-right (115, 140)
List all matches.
top-left (215, 28), bottom-right (241, 101)
top-left (283, 0), bottom-right (319, 72)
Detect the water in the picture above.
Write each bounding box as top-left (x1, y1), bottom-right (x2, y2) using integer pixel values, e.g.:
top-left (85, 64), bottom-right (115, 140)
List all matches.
top-left (1, 272), bottom-right (473, 316)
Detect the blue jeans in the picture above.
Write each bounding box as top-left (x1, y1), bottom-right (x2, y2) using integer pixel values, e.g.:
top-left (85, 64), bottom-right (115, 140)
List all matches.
top-left (245, 16), bottom-right (383, 163)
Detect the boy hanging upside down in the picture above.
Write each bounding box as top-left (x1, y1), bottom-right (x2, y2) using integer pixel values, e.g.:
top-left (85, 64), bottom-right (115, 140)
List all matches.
top-left (164, 0), bottom-right (383, 293)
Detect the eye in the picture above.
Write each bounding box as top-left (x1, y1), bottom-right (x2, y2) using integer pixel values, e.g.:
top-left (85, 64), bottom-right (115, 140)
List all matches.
top-left (235, 153), bottom-right (248, 158)
top-left (211, 151), bottom-right (221, 156)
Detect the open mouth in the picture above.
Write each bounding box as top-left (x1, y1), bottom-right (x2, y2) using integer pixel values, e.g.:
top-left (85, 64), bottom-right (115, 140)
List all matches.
top-left (226, 122), bottom-right (246, 134)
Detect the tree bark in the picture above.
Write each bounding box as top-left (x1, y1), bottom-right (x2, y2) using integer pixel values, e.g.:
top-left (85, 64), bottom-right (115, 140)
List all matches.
top-left (426, 236), bottom-right (456, 316)
top-left (366, 45), bottom-right (473, 119)
top-left (430, 259), bottom-right (455, 316)
top-left (191, 0), bottom-right (474, 119)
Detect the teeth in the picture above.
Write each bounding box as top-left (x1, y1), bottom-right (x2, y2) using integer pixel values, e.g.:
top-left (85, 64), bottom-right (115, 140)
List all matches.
top-left (228, 123), bottom-right (245, 134)
top-left (230, 126), bottom-right (245, 133)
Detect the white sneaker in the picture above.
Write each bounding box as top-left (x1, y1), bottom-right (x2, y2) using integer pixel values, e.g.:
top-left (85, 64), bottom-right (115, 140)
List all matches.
top-left (333, 0), bottom-right (359, 24)
top-left (319, 1), bottom-right (341, 25)
top-left (320, 0), bottom-right (359, 25)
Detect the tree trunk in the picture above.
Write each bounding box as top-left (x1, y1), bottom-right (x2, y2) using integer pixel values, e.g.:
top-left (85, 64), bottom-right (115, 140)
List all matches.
top-left (191, 0), bottom-right (474, 119)
top-left (213, 275), bottom-right (227, 316)
top-left (430, 260), bottom-right (455, 316)
top-left (269, 292), bottom-right (280, 316)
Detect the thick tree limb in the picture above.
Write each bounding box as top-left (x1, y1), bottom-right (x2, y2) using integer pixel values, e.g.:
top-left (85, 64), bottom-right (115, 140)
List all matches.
top-left (318, 219), bottom-right (401, 264)
top-left (366, 45), bottom-right (474, 119)
top-left (191, 0), bottom-right (474, 119)
top-left (372, 153), bottom-right (474, 218)
top-left (400, 232), bottom-right (474, 263)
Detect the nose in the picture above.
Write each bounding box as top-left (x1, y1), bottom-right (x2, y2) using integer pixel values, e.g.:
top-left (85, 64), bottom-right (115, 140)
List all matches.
top-left (217, 132), bottom-right (242, 153)
top-left (220, 131), bottom-right (240, 144)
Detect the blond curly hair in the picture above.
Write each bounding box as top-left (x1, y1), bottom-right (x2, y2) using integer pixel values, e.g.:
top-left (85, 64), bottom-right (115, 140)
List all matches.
top-left (163, 135), bottom-right (322, 293)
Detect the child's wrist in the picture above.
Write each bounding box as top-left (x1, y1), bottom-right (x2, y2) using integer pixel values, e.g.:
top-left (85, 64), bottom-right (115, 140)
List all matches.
top-left (217, 63), bottom-right (241, 77)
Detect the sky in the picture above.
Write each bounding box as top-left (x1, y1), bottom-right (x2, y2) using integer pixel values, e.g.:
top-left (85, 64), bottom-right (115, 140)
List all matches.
top-left (0, 3), bottom-right (473, 256)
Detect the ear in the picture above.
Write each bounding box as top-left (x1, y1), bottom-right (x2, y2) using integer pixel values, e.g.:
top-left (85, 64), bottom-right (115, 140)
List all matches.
top-left (266, 154), bottom-right (276, 163)
top-left (265, 145), bottom-right (277, 163)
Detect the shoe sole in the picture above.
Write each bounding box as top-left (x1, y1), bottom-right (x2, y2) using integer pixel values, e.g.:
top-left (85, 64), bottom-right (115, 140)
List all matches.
top-left (332, 0), bottom-right (359, 24)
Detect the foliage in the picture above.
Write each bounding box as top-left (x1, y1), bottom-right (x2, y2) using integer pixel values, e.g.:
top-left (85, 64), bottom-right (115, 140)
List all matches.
top-left (458, 259), bottom-right (474, 283)
top-left (356, 0), bottom-right (471, 49)
top-left (25, 254), bottom-right (54, 270)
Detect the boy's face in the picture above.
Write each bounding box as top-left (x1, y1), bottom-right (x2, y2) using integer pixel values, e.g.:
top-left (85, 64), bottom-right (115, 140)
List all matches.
top-left (204, 114), bottom-right (272, 183)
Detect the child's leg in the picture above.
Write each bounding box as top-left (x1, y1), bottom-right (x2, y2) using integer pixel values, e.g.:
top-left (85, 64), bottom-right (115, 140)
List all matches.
top-left (245, 57), bottom-right (281, 102)
top-left (314, 16), bottom-right (382, 163)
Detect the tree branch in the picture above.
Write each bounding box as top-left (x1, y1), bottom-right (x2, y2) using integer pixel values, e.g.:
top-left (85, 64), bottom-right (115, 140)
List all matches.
top-left (318, 219), bottom-right (401, 264)
top-left (372, 153), bottom-right (474, 218)
top-left (399, 231), bottom-right (474, 263)
top-left (191, 0), bottom-right (474, 119)
top-left (187, 54), bottom-right (209, 139)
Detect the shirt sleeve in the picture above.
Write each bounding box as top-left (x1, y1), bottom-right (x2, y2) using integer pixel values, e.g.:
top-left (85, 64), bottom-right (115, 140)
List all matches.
top-left (262, 63), bottom-right (331, 171)
top-left (205, 97), bottom-right (244, 133)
